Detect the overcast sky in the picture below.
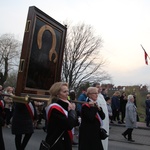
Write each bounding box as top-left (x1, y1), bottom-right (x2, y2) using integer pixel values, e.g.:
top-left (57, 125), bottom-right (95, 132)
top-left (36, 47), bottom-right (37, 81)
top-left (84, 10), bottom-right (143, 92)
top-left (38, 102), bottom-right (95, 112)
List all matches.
top-left (1, 0), bottom-right (150, 87)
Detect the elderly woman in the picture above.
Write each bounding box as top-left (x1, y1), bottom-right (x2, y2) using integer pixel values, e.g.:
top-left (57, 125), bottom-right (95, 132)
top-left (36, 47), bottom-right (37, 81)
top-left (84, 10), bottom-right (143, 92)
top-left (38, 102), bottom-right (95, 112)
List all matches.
top-left (122, 94), bottom-right (137, 142)
top-left (79, 87), bottom-right (105, 150)
top-left (44, 82), bottom-right (77, 150)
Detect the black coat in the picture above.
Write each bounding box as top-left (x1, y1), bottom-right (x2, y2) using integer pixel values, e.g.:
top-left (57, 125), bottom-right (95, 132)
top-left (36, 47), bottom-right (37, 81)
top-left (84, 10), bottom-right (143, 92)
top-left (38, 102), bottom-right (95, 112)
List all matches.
top-left (79, 99), bottom-right (105, 150)
top-left (0, 99), bottom-right (5, 150)
top-left (0, 99), bottom-right (5, 126)
top-left (11, 102), bottom-right (37, 135)
top-left (145, 99), bottom-right (150, 115)
top-left (45, 100), bottom-right (77, 150)
top-left (120, 95), bottom-right (127, 113)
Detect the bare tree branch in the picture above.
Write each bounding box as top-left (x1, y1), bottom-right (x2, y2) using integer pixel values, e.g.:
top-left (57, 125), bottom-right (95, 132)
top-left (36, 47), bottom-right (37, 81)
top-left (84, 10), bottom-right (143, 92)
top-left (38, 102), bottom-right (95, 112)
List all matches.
top-left (62, 23), bottom-right (111, 90)
top-left (0, 34), bottom-right (21, 85)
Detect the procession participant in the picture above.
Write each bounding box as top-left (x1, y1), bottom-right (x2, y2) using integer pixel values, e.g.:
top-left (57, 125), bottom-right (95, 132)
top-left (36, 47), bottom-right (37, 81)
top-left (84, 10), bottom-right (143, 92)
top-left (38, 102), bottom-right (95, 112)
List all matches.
top-left (44, 82), bottom-right (77, 150)
top-left (0, 86), bottom-right (5, 150)
top-left (68, 90), bottom-right (79, 145)
top-left (93, 83), bottom-right (109, 150)
top-left (79, 87), bottom-right (105, 150)
top-left (122, 94), bottom-right (137, 142)
top-left (11, 101), bottom-right (37, 150)
top-left (76, 87), bottom-right (87, 116)
top-left (105, 96), bottom-right (113, 124)
top-left (145, 94), bottom-right (150, 127)
top-left (111, 91), bottom-right (121, 124)
top-left (4, 86), bottom-right (14, 128)
top-left (120, 92), bottom-right (127, 124)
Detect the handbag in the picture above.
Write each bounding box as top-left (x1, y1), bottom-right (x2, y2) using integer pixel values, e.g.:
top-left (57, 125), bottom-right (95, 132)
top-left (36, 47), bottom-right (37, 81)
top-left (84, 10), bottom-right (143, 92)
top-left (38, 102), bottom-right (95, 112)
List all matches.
top-left (39, 131), bottom-right (65, 150)
top-left (136, 113), bottom-right (140, 122)
top-left (99, 128), bottom-right (108, 140)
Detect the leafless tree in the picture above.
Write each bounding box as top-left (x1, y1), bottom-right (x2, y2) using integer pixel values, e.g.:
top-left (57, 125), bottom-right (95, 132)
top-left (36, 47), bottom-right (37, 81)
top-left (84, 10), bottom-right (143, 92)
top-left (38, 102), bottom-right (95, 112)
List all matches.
top-left (3, 71), bottom-right (17, 88)
top-left (62, 23), bottom-right (111, 90)
top-left (0, 34), bottom-right (21, 85)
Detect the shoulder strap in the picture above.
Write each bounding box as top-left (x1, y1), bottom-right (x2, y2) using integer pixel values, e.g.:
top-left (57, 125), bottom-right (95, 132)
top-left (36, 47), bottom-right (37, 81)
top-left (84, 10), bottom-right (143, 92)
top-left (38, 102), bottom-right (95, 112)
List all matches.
top-left (50, 131), bottom-right (65, 149)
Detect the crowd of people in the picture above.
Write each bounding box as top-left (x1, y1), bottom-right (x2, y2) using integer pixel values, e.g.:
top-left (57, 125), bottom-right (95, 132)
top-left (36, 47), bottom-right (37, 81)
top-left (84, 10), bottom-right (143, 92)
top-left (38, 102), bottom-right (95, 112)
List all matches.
top-left (0, 85), bottom-right (39, 150)
top-left (0, 83), bottom-right (150, 150)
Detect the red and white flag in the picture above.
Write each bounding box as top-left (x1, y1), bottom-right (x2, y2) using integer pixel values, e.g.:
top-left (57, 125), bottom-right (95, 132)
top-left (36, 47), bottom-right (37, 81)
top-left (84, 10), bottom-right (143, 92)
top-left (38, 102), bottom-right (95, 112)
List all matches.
top-left (141, 45), bottom-right (149, 65)
top-left (144, 50), bottom-right (148, 65)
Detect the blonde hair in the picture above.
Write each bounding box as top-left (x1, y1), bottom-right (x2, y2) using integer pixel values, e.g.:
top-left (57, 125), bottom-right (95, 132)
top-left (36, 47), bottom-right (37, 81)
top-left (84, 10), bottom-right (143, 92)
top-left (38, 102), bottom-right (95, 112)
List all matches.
top-left (87, 87), bottom-right (98, 97)
top-left (147, 94), bottom-right (150, 99)
top-left (47, 82), bottom-right (68, 105)
top-left (113, 91), bottom-right (120, 96)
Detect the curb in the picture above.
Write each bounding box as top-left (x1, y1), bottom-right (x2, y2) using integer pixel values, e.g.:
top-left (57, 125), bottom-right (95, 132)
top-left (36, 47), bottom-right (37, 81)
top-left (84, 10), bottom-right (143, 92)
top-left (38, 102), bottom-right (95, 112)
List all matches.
top-left (110, 122), bottom-right (150, 130)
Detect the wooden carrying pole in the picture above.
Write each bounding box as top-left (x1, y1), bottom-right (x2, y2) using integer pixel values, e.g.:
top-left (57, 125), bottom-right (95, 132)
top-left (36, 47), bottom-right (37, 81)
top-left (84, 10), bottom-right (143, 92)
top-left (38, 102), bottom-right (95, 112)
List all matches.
top-left (2, 94), bottom-right (89, 105)
top-left (1, 94), bottom-right (50, 104)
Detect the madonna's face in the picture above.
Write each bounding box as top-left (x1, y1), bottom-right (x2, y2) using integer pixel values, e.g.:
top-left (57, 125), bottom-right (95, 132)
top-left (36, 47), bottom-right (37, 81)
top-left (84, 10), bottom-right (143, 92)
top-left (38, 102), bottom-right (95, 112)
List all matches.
top-left (58, 85), bottom-right (69, 100)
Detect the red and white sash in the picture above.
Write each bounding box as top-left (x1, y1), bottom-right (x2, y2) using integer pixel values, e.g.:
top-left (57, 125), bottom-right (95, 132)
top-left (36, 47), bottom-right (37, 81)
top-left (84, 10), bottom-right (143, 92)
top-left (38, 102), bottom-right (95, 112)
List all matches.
top-left (26, 102), bottom-right (35, 120)
top-left (46, 103), bottom-right (73, 141)
top-left (0, 100), bottom-right (4, 109)
top-left (83, 103), bottom-right (103, 126)
top-left (46, 103), bottom-right (68, 120)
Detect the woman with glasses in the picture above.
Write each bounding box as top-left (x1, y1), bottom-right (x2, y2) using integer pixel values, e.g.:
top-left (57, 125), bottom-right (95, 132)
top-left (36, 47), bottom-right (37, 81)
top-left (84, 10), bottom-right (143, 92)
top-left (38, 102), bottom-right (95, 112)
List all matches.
top-left (44, 82), bottom-right (77, 150)
top-left (79, 87), bottom-right (105, 150)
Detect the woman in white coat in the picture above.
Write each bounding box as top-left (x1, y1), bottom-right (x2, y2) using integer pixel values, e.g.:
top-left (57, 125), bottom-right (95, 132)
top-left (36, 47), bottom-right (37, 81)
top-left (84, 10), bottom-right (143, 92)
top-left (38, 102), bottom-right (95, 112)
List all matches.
top-left (122, 94), bottom-right (137, 142)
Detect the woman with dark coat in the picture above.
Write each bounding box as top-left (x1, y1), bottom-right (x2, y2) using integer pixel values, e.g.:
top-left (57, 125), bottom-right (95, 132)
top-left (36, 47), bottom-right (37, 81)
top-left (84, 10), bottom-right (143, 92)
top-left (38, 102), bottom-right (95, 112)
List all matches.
top-left (11, 101), bottom-right (37, 150)
top-left (120, 92), bottom-right (127, 123)
top-left (44, 82), bottom-right (77, 150)
top-left (111, 91), bottom-right (121, 123)
top-left (145, 94), bottom-right (150, 127)
top-left (0, 89), bottom-right (5, 150)
top-left (79, 87), bottom-right (105, 150)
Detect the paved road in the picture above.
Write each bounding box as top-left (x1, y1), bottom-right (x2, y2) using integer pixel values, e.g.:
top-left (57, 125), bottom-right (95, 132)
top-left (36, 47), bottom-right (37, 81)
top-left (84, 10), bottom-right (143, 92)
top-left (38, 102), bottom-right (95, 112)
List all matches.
top-left (109, 125), bottom-right (150, 147)
top-left (2, 124), bottom-right (150, 150)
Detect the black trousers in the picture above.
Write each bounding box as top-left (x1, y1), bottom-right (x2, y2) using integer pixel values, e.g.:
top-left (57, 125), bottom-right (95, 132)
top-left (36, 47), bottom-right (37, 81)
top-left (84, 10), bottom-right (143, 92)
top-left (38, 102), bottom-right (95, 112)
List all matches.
top-left (146, 114), bottom-right (150, 126)
top-left (4, 108), bottom-right (13, 125)
top-left (0, 125), bottom-right (5, 150)
top-left (123, 128), bottom-right (133, 140)
top-left (121, 109), bottom-right (126, 122)
top-left (15, 133), bottom-right (32, 150)
top-left (112, 109), bottom-right (120, 121)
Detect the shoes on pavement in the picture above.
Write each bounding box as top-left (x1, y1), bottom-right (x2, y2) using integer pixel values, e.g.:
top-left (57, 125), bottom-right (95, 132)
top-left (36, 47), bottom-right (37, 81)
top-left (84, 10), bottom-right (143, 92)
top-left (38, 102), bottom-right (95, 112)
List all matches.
top-left (122, 133), bottom-right (127, 139)
top-left (42, 127), bottom-right (47, 133)
top-left (118, 121), bottom-right (122, 124)
top-left (128, 139), bottom-right (135, 142)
